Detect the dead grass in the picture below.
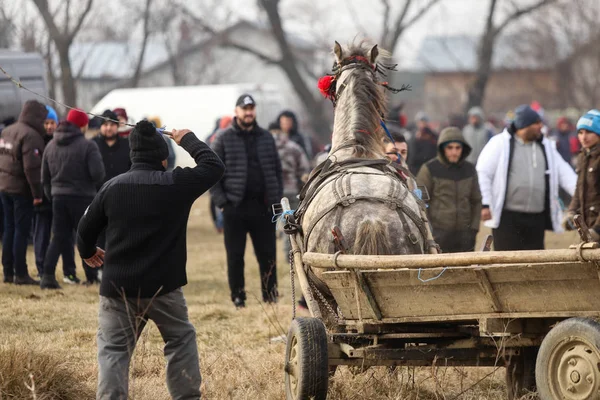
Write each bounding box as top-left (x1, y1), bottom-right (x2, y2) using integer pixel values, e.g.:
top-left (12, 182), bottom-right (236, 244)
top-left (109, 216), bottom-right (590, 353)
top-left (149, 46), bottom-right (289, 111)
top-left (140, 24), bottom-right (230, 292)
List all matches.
top-left (0, 195), bottom-right (582, 399)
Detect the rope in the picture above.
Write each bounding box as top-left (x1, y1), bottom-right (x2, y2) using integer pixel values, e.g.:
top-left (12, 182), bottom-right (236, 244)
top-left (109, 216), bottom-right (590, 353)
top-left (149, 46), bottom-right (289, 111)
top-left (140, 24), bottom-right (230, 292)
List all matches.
top-left (380, 120), bottom-right (401, 163)
top-left (417, 267), bottom-right (448, 283)
top-left (272, 210), bottom-right (295, 225)
top-left (0, 64), bottom-right (172, 136)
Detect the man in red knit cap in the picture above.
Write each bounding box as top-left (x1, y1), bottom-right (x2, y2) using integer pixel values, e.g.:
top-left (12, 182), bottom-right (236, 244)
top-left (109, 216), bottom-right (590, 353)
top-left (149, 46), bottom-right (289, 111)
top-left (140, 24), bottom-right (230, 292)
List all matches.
top-left (40, 108), bottom-right (105, 288)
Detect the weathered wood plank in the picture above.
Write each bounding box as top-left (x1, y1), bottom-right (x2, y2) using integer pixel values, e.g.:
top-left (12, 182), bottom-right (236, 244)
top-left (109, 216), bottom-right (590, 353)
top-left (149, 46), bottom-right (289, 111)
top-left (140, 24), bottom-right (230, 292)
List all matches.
top-left (304, 248), bottom-right (600, 269)
top-left (474, 269), bottom-right (502, 312)
top-left (339, 311), bottom-right (600, 325)
top-left (321, 263), bottom-right (600, 319)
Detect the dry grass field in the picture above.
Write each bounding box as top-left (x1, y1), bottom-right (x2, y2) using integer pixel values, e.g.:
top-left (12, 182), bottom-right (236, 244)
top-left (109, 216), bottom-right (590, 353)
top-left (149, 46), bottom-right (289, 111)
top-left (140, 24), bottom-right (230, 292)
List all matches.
top-left (0, 195), bottom-right (582, 399)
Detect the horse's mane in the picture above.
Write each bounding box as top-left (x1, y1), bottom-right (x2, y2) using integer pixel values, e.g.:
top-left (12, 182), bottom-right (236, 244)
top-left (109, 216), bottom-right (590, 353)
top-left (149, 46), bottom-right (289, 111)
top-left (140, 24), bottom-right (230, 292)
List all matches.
top-left (335, 41), bottom-right (389, 158)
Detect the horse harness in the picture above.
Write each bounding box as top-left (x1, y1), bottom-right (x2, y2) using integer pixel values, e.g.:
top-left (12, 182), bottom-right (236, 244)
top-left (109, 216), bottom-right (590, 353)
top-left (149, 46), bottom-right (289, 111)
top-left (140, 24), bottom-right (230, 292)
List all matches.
top-left (294, 157), bottom-right (430, 254)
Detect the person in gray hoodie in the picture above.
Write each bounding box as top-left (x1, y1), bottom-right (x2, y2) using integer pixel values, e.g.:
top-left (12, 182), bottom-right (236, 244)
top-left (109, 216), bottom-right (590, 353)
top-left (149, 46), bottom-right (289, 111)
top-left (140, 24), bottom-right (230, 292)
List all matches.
top-left (462, 107), bottom-right (494, 164)
top-left (40, 109), bottom-right (105, 289)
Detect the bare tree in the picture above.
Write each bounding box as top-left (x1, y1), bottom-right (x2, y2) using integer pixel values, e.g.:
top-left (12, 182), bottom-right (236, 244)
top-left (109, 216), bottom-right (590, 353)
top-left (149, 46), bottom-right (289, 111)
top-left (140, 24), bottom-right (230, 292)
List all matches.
top-left (465, 0), bottom-right (558, 113)
top-left (0, 0), bottom-right (16, 48)
top-left (32, 0), bottom-right (94, 106)
top-left (513, 0), bottom-right (600, 109)
top-left (378, 0), bottom-right (441, 54)
top-left (131, 0), bottom-right (153, 87)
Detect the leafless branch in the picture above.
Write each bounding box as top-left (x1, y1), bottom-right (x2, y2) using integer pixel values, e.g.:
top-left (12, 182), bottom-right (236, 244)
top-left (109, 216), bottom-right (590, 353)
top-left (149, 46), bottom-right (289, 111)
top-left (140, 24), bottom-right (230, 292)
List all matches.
top-left (69, 0), bottom-right (94, 42)
top-left (65, 0), bottom-right (71, 36)
top-left (401, 0), bottom-right (441, 29)
top-left (386, 0), bottom-right (440, 53)
top-left (177, 2), bottom-right (281, 65)
top-left (32, 0), bottom-right (63, 45)
top-left (131, 0), bottom-right (153, 87)
top-left (494, 0), bottom-right (558, 37)
top-left (388, 0), bottom-right (412, 48)
top-left (379, 0), bottom-right (391, 46)
top-left (344, 1), bottom-right (369, 37)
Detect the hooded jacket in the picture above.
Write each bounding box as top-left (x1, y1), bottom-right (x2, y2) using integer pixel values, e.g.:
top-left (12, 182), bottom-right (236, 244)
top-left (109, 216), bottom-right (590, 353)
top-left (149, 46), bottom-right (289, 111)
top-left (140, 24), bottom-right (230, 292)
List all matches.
top-left (0, 100), bottom-right (47, 198)
top-left (416, 127), bottom-right (482, 232)
top-left (277, 110), bottom-right (312, 159)
top-left (476, 126), bottom-right (576, 232)
top-left (569, 145), bottom-right (600, 232)
top-left (462, 107), bottom-right (493, 164)
top-left (42, 122), bottom-right (105, 198)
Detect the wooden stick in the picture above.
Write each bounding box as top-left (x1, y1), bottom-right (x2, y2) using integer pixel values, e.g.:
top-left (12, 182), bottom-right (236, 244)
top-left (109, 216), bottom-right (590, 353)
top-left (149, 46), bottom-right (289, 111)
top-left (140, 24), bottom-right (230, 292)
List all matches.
top-left (281, 198), bottom-right (322, 319)
top-left (303, 248), bottom-right (600, 270)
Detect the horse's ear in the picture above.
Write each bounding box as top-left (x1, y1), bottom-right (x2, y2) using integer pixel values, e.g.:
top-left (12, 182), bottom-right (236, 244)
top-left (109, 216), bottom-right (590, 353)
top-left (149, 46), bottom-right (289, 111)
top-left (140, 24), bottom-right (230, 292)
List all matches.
top-left (334, 41), bottom-right (343, 63)
top-left (369, 45), bottom-right (379, 64)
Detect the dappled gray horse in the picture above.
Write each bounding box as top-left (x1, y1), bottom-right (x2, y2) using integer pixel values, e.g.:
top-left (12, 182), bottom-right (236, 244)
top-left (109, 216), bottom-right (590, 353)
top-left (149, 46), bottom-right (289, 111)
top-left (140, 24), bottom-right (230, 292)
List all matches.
top-left (297, 42), bottom-right (433, 283)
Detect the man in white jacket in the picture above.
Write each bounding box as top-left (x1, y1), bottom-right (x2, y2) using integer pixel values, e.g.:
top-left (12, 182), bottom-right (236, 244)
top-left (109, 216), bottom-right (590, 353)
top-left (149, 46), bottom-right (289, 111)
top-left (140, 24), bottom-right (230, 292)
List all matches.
top-left (477, 105), bottom-right (576, 250)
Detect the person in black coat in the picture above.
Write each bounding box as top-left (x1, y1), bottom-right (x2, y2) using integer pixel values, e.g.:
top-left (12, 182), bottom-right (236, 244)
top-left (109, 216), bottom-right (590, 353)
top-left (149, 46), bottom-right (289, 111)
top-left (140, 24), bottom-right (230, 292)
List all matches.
top-left (86, 110), bottom-right (132, 284)
top-left (210, 94), bottom-right (283, 308)
top-left (40, 109), bottom-right (105, 289)
top-left (77, 121), bottom-right (224, 399)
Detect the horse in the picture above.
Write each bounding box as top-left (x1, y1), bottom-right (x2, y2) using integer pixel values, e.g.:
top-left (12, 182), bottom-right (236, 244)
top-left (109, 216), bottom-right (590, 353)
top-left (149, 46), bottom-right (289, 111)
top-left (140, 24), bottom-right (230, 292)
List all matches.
top-left (295, 41), bottom-right (435, 305)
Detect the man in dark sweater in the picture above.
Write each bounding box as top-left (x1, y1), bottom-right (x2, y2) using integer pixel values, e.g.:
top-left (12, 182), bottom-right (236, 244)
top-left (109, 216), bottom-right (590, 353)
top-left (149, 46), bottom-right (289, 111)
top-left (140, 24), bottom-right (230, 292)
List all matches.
top-left (210, 94), bottom-right (283, 308)
top-left (40, 109), bottom-right (105, 289)
top-left (93, 109), bottom-right (132, 185)
top-left (87, 109), bottom-right (132, 284)
top-left (77, 121), bottom-right (224, 400)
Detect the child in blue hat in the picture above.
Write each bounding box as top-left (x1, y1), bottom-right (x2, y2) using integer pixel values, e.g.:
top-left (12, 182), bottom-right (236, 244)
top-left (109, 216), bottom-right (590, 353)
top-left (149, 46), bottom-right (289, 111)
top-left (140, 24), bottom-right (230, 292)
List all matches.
top-left (563, 109), bottom-right (600, 240)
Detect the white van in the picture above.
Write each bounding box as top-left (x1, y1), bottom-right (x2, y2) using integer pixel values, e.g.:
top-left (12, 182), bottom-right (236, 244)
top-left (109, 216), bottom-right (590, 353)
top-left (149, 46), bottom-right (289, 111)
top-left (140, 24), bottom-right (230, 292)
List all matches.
top-left (91, 84), bottom-right (285, 167)
top-left (0, 50), bottom-right (48, 123)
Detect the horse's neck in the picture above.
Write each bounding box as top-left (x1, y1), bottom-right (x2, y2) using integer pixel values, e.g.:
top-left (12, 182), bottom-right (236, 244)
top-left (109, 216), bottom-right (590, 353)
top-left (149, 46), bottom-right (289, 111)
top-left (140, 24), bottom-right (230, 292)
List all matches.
top-left (327, 146), bottom-right (355, 162)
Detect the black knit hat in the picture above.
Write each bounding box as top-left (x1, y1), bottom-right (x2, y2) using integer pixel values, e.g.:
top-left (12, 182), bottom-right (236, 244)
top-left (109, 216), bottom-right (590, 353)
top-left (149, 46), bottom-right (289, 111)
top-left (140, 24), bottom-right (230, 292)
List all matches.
top-left (129, 120), bottom-right (169, 163)
top-left (101, 109), bottom-right (119, 125)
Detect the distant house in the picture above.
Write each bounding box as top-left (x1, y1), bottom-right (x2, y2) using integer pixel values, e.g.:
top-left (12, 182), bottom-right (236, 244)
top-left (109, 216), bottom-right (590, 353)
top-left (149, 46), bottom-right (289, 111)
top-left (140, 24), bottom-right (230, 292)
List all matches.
top-left (395, 35), bottom-right (559, 121)
top-left (53, 20), bottom-right (318, 125)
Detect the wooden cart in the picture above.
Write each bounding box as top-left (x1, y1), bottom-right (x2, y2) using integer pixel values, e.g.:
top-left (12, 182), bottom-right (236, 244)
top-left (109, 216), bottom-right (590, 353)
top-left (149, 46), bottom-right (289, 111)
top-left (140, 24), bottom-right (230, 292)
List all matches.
top-left (281, 204), bottom-right (600, 400)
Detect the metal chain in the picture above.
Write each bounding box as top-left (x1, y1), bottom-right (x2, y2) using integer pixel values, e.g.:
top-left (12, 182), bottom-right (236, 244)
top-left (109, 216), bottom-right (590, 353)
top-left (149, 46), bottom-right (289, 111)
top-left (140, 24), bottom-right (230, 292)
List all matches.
top-left (289, 248), bottom-right (296, 320)
top-left (309, 280), bottom-right (343, 322)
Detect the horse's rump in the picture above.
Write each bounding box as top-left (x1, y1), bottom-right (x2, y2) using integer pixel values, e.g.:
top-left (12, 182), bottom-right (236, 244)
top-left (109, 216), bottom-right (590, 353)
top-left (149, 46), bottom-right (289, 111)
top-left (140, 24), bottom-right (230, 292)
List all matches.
top-left (299, 165), bottom-right (427, 259)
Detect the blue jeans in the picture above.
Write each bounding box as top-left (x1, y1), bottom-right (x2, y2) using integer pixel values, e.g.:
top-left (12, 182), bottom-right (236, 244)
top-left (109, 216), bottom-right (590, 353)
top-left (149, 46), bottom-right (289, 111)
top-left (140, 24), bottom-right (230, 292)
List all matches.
top-left (1, 193), bottom-right (34, 278)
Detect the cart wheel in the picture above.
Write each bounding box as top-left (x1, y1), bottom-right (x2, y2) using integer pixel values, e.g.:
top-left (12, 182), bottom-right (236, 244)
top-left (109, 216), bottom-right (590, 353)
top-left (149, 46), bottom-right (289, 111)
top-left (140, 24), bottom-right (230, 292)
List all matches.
top-left (536, 318), bottom-right (600, 400)
top-left (505, 347), bottom-right (538, 399)
top-left (284, 317), bottom-right (329, 400)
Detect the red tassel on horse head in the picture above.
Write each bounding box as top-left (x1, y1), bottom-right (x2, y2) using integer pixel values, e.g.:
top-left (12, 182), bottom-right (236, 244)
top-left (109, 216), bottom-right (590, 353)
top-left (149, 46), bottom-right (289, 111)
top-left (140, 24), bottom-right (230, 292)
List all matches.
top-left (318, 75), bottom-right (335, 99)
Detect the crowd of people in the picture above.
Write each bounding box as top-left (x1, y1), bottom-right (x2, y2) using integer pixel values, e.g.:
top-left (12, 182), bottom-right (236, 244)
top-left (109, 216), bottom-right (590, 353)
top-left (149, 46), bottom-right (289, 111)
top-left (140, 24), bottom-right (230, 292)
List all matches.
top-left (2, 92), bottom-right (600, 399)
top-left (382, 103), bottom-right (596, 255)
top-left (1, 97), bottom-right (598, 290)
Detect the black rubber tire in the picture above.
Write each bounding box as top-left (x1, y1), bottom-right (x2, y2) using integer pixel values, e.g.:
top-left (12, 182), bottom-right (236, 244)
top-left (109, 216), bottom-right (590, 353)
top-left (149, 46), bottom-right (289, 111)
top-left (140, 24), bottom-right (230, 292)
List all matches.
top-left (505, 347), bottom-right (538, 399)
top-left (284, 317), bottom-right (329, 400)
top-left (536, 318), bottom-right (600, 400)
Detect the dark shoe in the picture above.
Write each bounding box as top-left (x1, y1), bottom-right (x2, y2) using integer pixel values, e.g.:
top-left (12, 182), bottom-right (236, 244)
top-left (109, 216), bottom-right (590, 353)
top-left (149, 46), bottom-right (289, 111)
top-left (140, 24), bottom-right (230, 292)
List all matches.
top-left (233, 297), bottom-right (246, 309)
top-left (63, 274), bottom-right (81, 285)
top-left (3, 275), bottom-right (14, 284)
top-left (14, 275), bottom-right (40, 285)
top-left (40, 275), bottom-right (61, 290)
top-left (83, 279), bottom-right (100, 287)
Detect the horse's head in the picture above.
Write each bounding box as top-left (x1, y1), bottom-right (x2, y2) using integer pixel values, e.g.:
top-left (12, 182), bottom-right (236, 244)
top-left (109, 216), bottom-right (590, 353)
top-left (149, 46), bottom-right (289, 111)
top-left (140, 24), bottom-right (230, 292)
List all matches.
top-left (326, 41), bottom-right (390, 159)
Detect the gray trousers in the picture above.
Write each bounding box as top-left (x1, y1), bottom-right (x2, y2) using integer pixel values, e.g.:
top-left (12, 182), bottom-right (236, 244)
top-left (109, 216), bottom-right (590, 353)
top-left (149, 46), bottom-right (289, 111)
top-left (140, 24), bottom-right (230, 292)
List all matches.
top-left (97, 288), bottom-right (201, 400)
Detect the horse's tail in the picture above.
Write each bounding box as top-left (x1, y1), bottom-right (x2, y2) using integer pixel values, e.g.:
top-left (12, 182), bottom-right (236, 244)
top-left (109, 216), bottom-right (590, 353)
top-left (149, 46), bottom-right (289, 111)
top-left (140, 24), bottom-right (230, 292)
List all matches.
top-left (354, 218), bottom-right (391, 255)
